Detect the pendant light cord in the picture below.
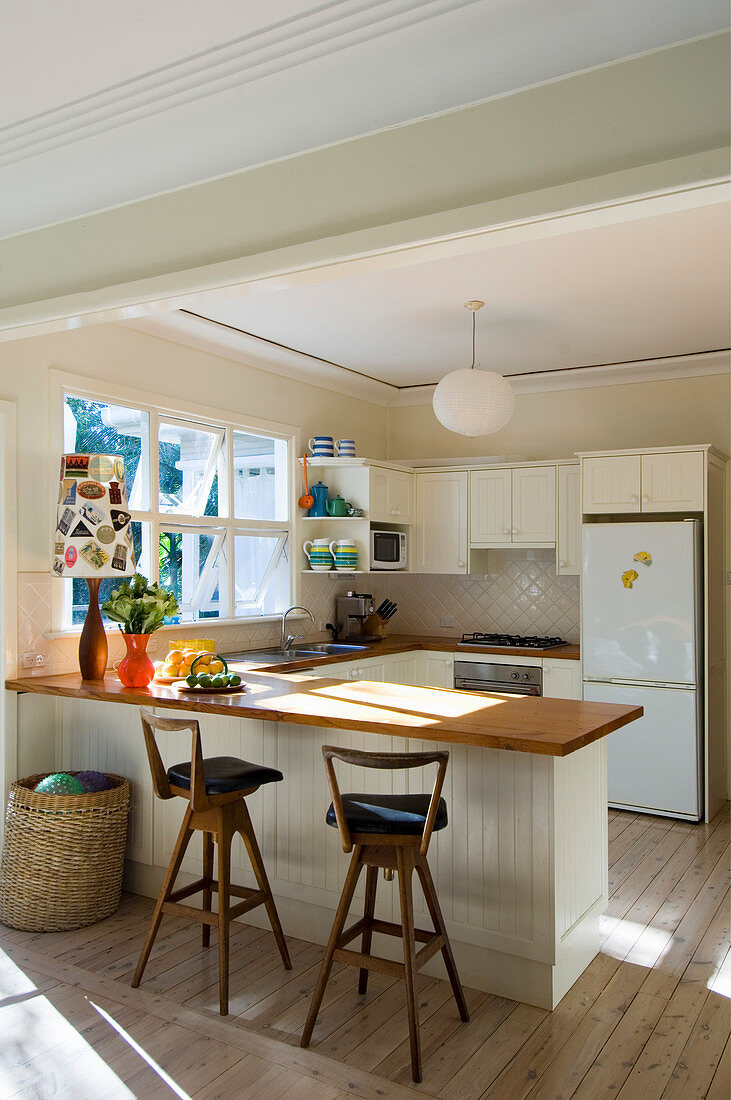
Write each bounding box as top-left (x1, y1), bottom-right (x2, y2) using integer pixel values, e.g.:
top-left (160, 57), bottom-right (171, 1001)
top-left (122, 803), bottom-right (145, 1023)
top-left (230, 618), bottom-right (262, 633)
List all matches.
top-left (470, 309), bottom-right (476, 370)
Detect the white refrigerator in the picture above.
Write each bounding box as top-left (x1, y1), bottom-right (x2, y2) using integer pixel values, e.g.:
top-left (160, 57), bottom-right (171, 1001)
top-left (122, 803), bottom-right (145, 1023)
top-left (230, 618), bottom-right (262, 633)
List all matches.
top-left (581, 520), bottom-right (702, 821)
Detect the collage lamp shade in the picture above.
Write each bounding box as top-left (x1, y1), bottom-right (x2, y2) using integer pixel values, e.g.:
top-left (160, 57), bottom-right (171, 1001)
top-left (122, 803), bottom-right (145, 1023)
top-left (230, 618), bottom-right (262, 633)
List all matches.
top-left (432, 300), bottom-right (515, 437)
top-left (52, 454), bottom-right (136, 680)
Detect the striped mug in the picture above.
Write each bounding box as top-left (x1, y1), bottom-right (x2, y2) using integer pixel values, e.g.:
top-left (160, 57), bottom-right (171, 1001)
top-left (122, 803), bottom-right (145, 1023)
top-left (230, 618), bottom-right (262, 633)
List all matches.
top-left (336, 439), bottom-right (356, 457)
top-left (308, 435), bottom-right (334, 458)
top-left (329, 539), bottom-right (358, 571)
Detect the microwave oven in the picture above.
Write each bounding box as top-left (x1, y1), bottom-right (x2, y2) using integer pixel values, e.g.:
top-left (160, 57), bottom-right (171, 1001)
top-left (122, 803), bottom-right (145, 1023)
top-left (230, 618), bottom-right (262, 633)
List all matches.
top-left (370, 529), bottom-right (407, 570)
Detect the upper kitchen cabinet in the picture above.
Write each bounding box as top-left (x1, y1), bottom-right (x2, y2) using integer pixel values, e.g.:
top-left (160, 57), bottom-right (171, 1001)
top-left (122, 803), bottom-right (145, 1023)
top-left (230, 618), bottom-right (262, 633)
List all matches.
top-left (470, 465), bottom-right (556, 547)
top-left (556, 464), bottom-right (581, 575)
top-left (580, 448), bottom-right (705, 514)
top-left (369, 465), bottom-right (414, 524)
top-left (415, 470), bottom-right (468, 573)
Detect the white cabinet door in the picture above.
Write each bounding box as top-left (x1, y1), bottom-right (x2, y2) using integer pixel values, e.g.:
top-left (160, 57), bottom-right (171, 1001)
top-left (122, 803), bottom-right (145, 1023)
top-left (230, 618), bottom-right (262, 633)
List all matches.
top-left (387, 653), bottom-right (419, 686)
top-left (369, 467), bottom-right (414, 523)
top-left (641, 451), bottom-right (704, 512)
top-left (556, 465), bottom-right (581, 575)
top-left (542, 659), bottom-right (582, 700)
top-left (470, 469), bottom-right (511, 545)
top-left (512, 466), bottom-right (556, 543)
top-left (420, 652), bottom-right (454, 688)
top-left (582, 455), bottom-right (641, 513)
top-left (387, 469), bottom-right (413, 524)
top-left (415, 471), bottom-right (468, 573)
top-left (369, 467), bottom-right (390, 521)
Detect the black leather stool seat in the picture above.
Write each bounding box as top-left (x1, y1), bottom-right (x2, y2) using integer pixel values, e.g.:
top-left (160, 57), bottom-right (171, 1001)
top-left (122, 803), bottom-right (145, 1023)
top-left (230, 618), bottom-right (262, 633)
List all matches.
top-left (325, 792), bottom-right (448, 836)
top-left (168, 756), bottom-right (283, 795)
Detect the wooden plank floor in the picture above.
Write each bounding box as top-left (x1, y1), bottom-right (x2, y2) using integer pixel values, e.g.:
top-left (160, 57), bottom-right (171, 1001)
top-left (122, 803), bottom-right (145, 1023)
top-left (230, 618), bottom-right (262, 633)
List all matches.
top-left (1, 805), bottom-right (728, 1098)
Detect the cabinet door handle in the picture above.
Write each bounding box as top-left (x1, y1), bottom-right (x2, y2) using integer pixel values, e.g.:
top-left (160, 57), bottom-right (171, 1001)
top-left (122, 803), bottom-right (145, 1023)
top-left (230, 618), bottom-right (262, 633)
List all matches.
top-left (558, 560), bottom-right (566, 567)
top-left (641, 495), bottom-right (650, 504)
top-left (511, 528), bottom-right (518, 535)
top-left (457, 560), bottom-right (465, 568)
top-left (503, 527), bottom-right (511, 535)
top-left (444, 659), bottom-right (451, 667)
top-left (630, 494), bottom-right (639, 502)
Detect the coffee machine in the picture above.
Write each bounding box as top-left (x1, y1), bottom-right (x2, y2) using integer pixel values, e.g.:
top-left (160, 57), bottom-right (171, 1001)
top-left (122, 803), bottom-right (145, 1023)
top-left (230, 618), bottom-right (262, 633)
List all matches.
top-left (335, 592), bottom-right (378, 642)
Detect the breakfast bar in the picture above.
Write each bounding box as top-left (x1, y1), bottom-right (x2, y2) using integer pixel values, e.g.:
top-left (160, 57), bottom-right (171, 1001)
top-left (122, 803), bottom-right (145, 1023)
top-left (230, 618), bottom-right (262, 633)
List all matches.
top-left (6, 662), bottom-right (641, 1009)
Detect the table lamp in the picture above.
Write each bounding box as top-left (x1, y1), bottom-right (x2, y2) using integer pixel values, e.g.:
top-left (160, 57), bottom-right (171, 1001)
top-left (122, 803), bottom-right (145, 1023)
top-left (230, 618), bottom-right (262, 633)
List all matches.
top-left (52, 454), bottom-right (136, 680)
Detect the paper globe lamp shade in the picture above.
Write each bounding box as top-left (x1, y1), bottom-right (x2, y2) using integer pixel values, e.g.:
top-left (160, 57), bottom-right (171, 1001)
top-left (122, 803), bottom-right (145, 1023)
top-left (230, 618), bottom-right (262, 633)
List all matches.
top-left (432, 368), bottom-right (515, 437)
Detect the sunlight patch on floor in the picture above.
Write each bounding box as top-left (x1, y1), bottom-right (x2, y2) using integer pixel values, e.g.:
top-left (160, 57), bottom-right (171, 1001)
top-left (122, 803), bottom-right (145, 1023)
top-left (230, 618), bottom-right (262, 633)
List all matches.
top-left (599, 914), bottom-right (673, 965)
top-left (708, 951), bottom-right (731, 999)
top-left (0, 986), bottom-right (133, 1096)
top-left (91, 1000), bottom-right (193, 1099)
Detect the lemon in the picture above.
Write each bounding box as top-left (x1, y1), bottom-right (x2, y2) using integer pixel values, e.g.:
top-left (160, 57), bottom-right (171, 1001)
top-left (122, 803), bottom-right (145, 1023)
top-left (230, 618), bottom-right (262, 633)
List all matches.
top-left (209, 659), bottom-right (224, 674)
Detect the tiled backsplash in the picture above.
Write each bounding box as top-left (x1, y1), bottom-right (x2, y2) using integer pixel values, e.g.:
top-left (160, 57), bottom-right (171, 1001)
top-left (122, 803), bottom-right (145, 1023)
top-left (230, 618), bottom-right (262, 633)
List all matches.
top-left (302, 555), bottom-right (580, 641)
top-left (18, 556), bottom-right (578, 676)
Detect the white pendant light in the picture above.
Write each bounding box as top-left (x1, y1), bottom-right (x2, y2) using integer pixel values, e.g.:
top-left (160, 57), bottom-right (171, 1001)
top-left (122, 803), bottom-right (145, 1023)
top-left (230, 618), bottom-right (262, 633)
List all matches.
top-left (432, 300), bottom-right (515, 437)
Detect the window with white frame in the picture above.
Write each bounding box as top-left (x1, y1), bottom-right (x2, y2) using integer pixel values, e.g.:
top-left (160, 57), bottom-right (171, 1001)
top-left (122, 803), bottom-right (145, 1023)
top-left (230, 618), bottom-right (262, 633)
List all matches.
top-left (61, 390), bottom-right (292, 628)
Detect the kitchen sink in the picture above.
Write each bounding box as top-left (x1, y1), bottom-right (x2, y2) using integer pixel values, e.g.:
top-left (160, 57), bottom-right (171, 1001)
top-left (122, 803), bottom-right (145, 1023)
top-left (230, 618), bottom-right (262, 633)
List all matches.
top-left (225, 643), bottom-right (368, 664)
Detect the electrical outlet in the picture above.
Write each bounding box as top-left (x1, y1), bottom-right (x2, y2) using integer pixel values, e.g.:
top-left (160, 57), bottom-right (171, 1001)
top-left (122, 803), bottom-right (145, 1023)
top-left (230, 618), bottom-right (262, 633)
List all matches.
top-left (21, 651), bottom-right (46, 669)
top-left (440, 617), bottom-right (456, 628)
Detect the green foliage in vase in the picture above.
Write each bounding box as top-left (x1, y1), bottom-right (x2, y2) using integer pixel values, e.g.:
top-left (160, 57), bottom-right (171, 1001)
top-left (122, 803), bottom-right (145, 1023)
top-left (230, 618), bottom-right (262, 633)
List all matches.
top-left (101, 573), bottom-right (179, 635)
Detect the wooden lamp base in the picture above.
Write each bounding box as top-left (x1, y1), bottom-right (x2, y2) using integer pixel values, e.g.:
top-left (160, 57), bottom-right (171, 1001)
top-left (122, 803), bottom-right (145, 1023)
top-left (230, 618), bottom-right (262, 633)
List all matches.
top-left (78, 577), bottom-right (108, 680)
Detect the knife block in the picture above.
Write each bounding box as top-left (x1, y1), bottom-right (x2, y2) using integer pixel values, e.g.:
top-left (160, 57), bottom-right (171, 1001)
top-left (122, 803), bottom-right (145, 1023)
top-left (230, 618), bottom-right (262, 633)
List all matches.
top-left (363, 614), bottom-right (388, 638)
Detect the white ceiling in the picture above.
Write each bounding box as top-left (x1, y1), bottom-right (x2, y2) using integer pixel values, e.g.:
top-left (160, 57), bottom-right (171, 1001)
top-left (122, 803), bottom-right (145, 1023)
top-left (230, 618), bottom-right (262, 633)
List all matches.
top-left (173, 202), bottom-right (731, 389)
top-left (2, 0), bottom-right (728, 237)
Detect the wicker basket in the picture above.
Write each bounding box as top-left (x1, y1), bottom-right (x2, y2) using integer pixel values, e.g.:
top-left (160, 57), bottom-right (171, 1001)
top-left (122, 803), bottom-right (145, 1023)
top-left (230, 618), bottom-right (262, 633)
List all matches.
top-left (0, 772), bottom-right (130, 932)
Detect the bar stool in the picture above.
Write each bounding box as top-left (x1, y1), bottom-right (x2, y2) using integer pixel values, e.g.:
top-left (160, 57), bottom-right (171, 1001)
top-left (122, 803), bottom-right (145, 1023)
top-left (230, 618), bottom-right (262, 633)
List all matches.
top-left (301, 745), bottom-right (469, 1082)
top-left (132, 708), bottom-right (291, 1015)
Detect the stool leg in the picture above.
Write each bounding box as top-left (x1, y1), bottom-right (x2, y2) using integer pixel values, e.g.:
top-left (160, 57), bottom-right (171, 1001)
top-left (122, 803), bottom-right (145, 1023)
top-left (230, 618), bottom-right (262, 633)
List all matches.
top-left (301, 846), bottom-right (364, 1048)
top-left (132, 806), bottom-right (194, 989)
top-left (397, 846), bottom-right (422, 1083)
top-left (358, 864), bottom-right (379, 995)
top-left (217, 811), bottom-right (233, 1015)
top-left (236, 800), bottom-right (292, 971)
top-left (201, 830), bottom-right (214, 950)
top-left (416, 855), bottom-right (470, 1023)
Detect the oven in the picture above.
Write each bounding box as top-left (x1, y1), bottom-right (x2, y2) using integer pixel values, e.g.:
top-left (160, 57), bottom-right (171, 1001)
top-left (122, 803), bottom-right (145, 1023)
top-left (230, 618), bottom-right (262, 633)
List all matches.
top-left (454, 660), bottom-right (542, 696)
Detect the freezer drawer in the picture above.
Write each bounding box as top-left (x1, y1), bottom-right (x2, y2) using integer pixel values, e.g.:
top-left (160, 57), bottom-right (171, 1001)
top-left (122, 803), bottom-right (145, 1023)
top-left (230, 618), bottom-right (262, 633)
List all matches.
top-left (583, 681), bottom-right (701, 820)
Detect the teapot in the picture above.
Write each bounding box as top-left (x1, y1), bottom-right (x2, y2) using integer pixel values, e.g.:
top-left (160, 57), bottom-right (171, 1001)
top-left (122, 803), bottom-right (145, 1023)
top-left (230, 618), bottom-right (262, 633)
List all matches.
top-left (308, 481), bottom-right (329, 517)
top-left (326, 494), bottom-right (350, 517)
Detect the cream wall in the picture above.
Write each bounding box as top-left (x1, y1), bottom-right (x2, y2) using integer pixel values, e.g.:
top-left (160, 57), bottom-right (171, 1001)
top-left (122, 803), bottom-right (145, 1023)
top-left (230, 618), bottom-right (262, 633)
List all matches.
top-left (387, 372), bottom-right (731, 461)
top-left (0, 322), bottom-right (387, 575)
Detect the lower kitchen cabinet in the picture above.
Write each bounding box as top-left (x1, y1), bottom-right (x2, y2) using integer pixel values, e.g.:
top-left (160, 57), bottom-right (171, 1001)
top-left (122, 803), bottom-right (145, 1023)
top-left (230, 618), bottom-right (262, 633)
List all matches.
top-left (420, 651), bottom-right (454, 688)
top-left (543, 658), bottom-right (582, 700)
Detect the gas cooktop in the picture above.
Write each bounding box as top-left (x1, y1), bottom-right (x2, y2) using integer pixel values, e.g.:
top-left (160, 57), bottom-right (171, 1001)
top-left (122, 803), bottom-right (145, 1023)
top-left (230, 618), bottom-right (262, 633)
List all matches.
top-left (458, 632), bottom-right (568, 650)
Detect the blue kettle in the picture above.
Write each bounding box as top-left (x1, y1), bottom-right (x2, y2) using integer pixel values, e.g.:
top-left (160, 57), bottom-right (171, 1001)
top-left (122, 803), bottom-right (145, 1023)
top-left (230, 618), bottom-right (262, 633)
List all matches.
top-left (309, 481), bottom-right (329, 517)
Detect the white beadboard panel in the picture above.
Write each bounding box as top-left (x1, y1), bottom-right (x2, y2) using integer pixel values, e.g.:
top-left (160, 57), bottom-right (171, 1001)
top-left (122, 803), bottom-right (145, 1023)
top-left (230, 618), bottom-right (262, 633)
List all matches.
top-left (57, 697), bottom-right (153, 866)
top-left (553, 740), bottom-right (607, 944)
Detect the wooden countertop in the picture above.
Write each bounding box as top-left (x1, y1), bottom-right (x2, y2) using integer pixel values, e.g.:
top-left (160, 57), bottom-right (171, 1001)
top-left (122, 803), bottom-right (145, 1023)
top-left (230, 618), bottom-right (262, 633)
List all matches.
top-left (7, 661), bottom-right (638, 759)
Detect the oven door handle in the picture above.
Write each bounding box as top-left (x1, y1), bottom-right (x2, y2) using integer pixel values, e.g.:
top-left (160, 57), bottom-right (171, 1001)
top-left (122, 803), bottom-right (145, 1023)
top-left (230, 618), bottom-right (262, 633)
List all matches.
top-left (454, 679), bottom-right (541, 696)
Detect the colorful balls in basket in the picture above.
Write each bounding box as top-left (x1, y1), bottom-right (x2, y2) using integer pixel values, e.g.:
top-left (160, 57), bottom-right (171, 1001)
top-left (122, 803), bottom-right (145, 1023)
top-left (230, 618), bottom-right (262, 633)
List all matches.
top-left (75, 770), bottom-right (111, 793)
top-left (34, 773), bottom-right (84, 795)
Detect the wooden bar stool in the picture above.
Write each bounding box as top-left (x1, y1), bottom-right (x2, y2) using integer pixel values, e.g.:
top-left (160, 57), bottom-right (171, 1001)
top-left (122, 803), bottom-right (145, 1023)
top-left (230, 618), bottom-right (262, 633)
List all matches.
top-left (132, 708), bottom-right (291, 1015)
top-left (301, 745), bottom-right (469, 1082)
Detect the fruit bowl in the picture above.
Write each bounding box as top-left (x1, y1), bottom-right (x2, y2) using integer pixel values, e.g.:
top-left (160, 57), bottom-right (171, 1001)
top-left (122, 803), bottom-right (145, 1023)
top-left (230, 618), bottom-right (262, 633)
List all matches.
top-left (172, 680), bottom-right (246, 694)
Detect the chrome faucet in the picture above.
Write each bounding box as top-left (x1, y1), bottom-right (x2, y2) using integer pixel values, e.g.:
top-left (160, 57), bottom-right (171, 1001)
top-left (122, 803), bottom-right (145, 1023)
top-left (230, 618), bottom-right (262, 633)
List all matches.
top-left (280, 605), bottom-right (315, 653)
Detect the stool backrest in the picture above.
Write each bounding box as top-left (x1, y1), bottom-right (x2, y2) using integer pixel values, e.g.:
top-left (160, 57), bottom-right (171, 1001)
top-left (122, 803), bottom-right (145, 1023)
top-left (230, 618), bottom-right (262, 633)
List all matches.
top-left (322, 745), bottom-right (449, 856)
top-left (139, 707), bottom-right (210, 813)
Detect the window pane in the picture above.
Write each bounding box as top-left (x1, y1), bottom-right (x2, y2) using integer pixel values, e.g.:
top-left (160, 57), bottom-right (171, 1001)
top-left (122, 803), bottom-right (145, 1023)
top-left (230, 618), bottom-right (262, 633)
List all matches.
top-left (160, 528), bottom-right (227, 621)
top-left (64, 395), bottom-right (149, 510)
top-left (235, 533), bottom-right (289, 615)
top-left (70, 521), bottom-right (147, 626)
top-left (233, 431), bottom-right (288, 521)
top-left (159, 420), bottom-right (224, 517)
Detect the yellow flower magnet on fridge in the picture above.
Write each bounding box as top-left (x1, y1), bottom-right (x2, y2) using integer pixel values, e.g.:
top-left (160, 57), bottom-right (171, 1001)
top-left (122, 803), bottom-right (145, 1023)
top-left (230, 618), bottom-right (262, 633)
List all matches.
top-left (621, 569), bottom-right (639, 589)
top-left (633, 551), bottom-right (652, 567)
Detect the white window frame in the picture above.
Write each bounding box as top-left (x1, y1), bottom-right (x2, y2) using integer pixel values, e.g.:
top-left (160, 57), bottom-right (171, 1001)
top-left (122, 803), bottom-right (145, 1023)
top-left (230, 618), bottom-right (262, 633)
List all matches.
top-left (50, 370), bottom-right (298, 633)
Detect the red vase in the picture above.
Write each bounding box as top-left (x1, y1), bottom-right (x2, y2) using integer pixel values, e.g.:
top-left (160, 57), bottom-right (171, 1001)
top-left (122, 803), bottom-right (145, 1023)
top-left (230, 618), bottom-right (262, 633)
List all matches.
top-left (117, 634), bottom-right (155, 688)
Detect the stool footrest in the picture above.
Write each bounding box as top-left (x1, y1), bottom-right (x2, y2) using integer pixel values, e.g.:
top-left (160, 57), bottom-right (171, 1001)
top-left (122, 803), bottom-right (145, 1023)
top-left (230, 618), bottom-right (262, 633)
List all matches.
top-left (162, 900), bottom-right (218, 926)
top-left (229, 891), bottom-right (267, 921)
top-left (333, 930), bottom-right (444, 979)
top-left (370, 918), bottom-right (434, 944)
